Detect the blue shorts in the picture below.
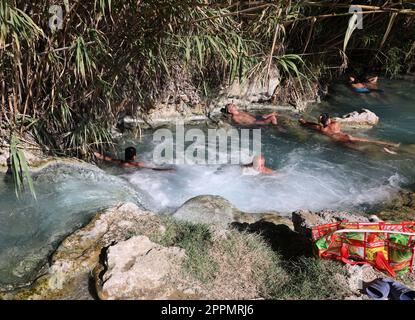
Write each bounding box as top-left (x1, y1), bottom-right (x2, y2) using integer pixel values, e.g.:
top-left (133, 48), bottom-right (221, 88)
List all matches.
top-left (353, 87), bottom-right (370, 93)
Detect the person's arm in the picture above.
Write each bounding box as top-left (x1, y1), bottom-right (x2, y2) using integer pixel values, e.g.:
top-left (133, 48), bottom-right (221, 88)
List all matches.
top-left (149, 166), bottom-right (176, 171)
top-left (299, 118), bottom-right (322, 131)
top-left (122, 161), bottom-right (175, 171)
top-left (262, 167), bottom-right (274, 174)
top-left (262, 112), bottom-right (279, 119)
top-left (241, 162), bottom-right (253, 168)
top-left (94, 152), bottom-right (122, 164)
top-left (367, 76), bottom-right (378, 84)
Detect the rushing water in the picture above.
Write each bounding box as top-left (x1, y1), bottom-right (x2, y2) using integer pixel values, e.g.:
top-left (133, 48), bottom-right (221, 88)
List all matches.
top-left (0, 163), bottom-right (142, 290)
top-left (108, 80), bottom-right (415, 214)
top-left (0, 79), bottom-right (414, 289)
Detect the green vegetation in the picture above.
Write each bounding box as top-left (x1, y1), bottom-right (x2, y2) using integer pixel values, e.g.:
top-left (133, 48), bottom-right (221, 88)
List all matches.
top-left (9, 133), bottom-right (36, 199)
top-left (149, 217), bottom-right (352, 300)
top-left (277, 257), bottom-right (351, 300)
top-left (155, 218), bottom-right (217, 283)
top-left (1, 1), bottom-right (414, 196)
top-left (2, 1), bottom-right (414, 155)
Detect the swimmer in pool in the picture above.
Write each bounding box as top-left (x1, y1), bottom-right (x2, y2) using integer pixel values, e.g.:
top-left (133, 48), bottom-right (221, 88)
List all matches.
top-left (94, 147), bottom-right (174, 170)
top-left (299, 113), bottom-right (400, 148)
top-left (222, 103), bottom-right (279, 126)
top-left (242, 154), bottom-right (274, 174)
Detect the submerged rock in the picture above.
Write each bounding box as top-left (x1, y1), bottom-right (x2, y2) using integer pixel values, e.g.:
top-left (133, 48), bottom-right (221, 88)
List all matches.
top-left (334, 108), bottom-right (379, 127)
top-left (95, 236), bottom-right (189, 300)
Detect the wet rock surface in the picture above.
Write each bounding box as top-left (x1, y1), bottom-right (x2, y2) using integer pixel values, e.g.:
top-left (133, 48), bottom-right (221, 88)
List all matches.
top-left (1, 203), bottom-right (157, 299)
top-left (334, 108), bottom-right (379, 127)
top-left (376, 189), bottom-right (415, 221)
top-left (292, 209), bottom-right (370, 237)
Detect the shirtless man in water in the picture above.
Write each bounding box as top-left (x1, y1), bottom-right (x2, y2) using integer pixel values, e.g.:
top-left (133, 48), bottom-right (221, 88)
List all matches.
top-left (299, 113), bottom-right (399, 148)
top-left (242, 154), bottom-right (274, 174)
top-left (224, 103), bottom-right (278, 126)
top-left (348, 76), bottom-right (379, 93)
top-left (94, 146), bottom-right (173, 170)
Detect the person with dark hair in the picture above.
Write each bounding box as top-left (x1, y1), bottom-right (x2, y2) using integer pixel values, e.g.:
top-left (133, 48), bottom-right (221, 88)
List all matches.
top-left (299, 113), bottom-right (400, 148)
top-left (124, 146), bottom-right (137, 162)
top-left (222, 103), bottom-right (279, 126)
top-left (94, 147), bottom-right (173, 170)
top-left (5, 157), bottom-right (12, 176)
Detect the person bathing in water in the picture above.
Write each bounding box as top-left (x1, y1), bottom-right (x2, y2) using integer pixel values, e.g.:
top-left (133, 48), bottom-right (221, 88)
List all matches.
top-left (348, 75), bottom-right (379, 93)
top-left (299, 113), bottom-right (400, 149)
top-left (94, 147), bottom-right (174, 170)
top-left (223, 103), bottom-right (279, 126)
top-left (242, 154), bottom-right (274, 174)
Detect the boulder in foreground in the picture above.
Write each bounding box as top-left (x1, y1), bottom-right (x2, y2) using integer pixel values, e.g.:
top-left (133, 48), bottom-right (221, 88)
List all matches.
top-left (96, 236), bottom-right (189, 300)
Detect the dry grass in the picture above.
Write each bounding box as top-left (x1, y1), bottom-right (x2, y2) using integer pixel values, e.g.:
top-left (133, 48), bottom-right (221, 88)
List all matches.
top-left (205, 230), bottom-right (288, 299)
top-left (133, 217), bottom-right (358, 300)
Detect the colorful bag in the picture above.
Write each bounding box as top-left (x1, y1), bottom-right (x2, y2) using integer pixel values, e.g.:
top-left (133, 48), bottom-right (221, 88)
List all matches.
top-left (312, 221), bottom-right (415, 277)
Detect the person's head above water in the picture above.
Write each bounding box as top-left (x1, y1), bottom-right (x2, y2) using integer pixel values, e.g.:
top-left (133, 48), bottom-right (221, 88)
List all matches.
top-left (125, 146), bottom-right (137, 162)
top-left (225, 103), bottom-right (238, 115)
top-left (252, 154), bottom-right (266, 170)
top-left (319, 113), bottom-right (331, 127)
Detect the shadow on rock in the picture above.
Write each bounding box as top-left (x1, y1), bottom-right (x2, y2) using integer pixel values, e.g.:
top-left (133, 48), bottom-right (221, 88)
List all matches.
top-left (231, 220), bottom-right (313, 260)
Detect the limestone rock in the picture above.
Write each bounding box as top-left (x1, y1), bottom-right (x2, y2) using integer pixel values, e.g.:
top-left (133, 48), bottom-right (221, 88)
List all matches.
top-left (334, 108), bottom-right (379, 127)
top-left (96, 236), bottom-right (187, 300)
top-left (292, 210), bottom-right (370, 237)
top-left (5, 202), bottom-right (159, 299)
top-left (221, 69), bottom-right (280, 103)
top-left (172, 195), bottom-right (292, 229)
top-left (172, 195), bottom-right (238, 227)
top-left (376, 189), bottom-right (415, 221)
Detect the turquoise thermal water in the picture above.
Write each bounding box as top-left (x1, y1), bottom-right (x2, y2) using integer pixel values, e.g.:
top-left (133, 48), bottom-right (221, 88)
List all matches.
top-left (0, 79), bottom-right (414, 289)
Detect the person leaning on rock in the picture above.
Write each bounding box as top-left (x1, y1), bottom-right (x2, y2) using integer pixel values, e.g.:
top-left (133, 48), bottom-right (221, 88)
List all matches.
top-left (222, 103), bottom-right (279, 126)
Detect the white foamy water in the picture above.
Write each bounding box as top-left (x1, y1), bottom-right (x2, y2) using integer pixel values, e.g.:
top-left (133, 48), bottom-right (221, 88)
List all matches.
top-left (122, 143), bottom-right (407, 214)
top-left (1, 80), bottom-right (415, 289)
top-left (116, 80), bottom-right (415, 215)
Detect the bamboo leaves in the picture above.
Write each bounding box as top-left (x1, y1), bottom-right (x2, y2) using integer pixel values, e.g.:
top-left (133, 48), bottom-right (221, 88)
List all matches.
top-left (10, 134), bottom-right (36, 200)
top-left (73, 36), bottom-right (95, 84)
top-left (380, 13), bottom-right (398, 49)
top-left (0, 0), bottom-right (414, 179)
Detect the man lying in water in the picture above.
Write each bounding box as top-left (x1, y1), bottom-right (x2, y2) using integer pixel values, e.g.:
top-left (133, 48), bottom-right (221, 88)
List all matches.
top-left (223, 103), bottom-right (279, 126)
top-left (348, 76), bottom-right (379, 93)
top-left (299, 113), bottom-right (400, 148)
top-left (242, 154), bottom-right (274, 174)
top-left (94, 146), bottom-right (174, 170)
